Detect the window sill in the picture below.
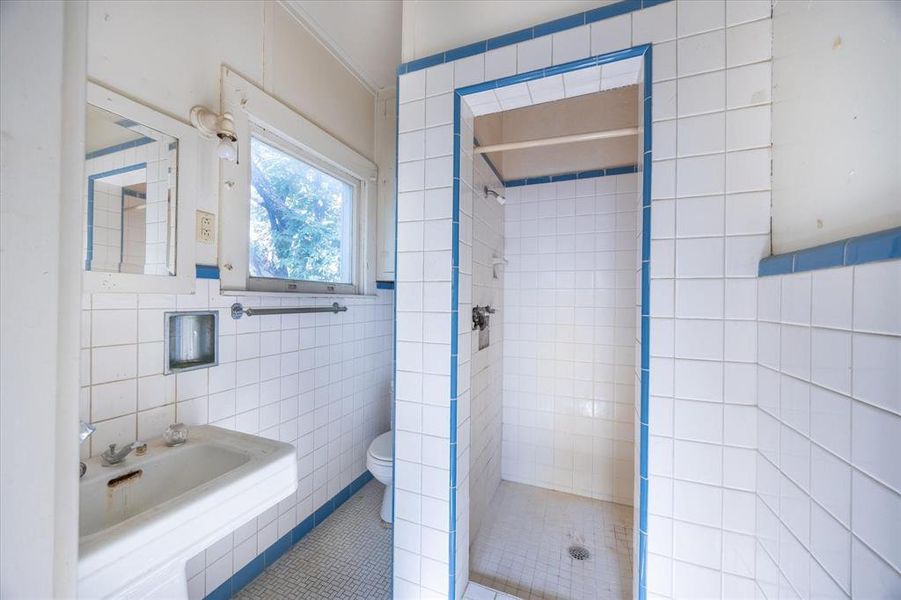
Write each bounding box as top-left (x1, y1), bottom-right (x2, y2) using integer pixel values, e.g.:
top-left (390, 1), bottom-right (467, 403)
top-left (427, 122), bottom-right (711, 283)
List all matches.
top-left (218, 288), bottom-right (381, 300)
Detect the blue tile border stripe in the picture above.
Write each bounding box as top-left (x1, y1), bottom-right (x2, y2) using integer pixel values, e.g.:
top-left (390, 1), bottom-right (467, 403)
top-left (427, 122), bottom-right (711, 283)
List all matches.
top-left (202, 470), bottom-right (374, 600)
top-left (376, 280), bottom-right (395, 290)
top-left (396, 0), bottom-right (670, 75)
top-left (196, 264), bottom-right (220, 279)
top-left (637, 44), bottom-right (652, 600)
top-left (448, 88), bottom-right (463, 600)
top-left (758, 227), bottom-right (901, 277)
top-left (504, 165), bottom-right (639, 188)
top-left (85, 136), bottom-right (154, 160)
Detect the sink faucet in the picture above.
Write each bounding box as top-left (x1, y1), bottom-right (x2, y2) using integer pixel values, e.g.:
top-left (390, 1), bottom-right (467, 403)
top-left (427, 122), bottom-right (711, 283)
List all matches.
top-left (80, 421), bottom-right (95, 478)
top-left (101, 441), bottom-right (147, 467)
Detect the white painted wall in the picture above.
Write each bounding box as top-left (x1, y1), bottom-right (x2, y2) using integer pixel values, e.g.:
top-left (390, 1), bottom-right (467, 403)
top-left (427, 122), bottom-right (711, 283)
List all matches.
top-left (375, 87), bottom-right (398, 280)
top-left (401, 0), bottom-right (615, 62)
top-left (86, 0), bottom-right (381, 267)
top-left (0, 1), bottom-right (85, 596)
top-left (772, 0), bottom-right (901, 253)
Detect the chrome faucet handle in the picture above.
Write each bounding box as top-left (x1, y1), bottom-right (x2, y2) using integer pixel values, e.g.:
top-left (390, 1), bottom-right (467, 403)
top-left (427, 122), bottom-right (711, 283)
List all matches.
top-left (100, 440), bottom-right (146, 466)
top-left (80, 420), bottom-right (96, 442)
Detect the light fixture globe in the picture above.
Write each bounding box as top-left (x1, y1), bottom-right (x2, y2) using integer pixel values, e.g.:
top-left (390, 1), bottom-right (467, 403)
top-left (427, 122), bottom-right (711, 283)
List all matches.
top-left (190, 106), bottom-right (237, 161)
top-left (216, 137), bottom-right (237, 161)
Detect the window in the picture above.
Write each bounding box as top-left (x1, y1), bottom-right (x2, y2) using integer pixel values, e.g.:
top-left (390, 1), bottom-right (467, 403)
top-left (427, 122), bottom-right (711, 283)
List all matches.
top-left (249, 134), bottom-right (355, 289)
top-left (218, 69), bottom-right (377, 296)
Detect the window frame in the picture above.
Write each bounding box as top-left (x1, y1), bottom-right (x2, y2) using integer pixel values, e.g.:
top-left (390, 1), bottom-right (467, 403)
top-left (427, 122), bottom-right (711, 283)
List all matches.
top-left (247, 125), bottom-right (360, 295)
top-left (219, 67), bottom-right (377, 296)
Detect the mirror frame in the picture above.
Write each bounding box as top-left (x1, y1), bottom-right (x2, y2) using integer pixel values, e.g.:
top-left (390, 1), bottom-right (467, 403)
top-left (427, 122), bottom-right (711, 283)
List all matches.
top-left (84, 81), bottom-right (197, 294)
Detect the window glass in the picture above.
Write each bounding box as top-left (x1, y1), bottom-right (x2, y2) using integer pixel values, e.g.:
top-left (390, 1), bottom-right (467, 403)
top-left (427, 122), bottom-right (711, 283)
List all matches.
top-left (249, 136), bottom-right (353, 284)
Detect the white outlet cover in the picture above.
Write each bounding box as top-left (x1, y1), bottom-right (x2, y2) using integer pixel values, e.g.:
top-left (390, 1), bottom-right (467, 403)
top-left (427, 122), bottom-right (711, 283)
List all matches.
top-left (196, 210), bottom-right (215, 244)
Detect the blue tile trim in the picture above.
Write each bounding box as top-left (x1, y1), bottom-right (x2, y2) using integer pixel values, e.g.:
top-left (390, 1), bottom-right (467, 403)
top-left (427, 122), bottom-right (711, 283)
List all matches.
top-left (586, 0), bottom-right (640, 23)
top-left (201, 470), bottom-right (374, 599)
top-left (758, 253), bottom-right (794, 276)
top-left (637, 44), bottom-right (653, 600)
top-left (757, 227), bottom-right (901, 277)
top-left (445, 40), bottom-right (488, 62)
top-left (533, 13), bottom-right (585, 37)
top-left (196, 264), bottom-right (220, 279)
top-left (396, 1), bottom-right (670, 75)
top-left (85, 162), bottom-right (147, 271)
top-left (486, 28), bottom-right (534, 50)
top-left (231, 555), bottom-right (264, 595)
top-left (795, 241), bottom-right (844, 272)
top-left (450, 44), bottom-right (653, 600)
top-left (448, 89), bottom-right (463, 600)
top-left (504, 165), bottom-right (638, 187)
top-left (85, 136), bottom-right (154, 160)
top-left (845, 227), bottom-right (901, 265)
top-left (376, 280), bottom-right (395, 290)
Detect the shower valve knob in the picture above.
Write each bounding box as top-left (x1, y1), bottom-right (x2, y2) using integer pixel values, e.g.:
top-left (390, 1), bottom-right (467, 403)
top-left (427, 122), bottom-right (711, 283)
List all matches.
top-left (472, 305), bottom-right (496, 331)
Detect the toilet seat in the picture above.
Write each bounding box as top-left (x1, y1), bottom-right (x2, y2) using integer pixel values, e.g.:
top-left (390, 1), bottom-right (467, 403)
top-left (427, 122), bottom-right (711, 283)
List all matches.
top-left (367, 431), bottom-right (393, 463)
top-left (366, 431), bottom-right (394, 523)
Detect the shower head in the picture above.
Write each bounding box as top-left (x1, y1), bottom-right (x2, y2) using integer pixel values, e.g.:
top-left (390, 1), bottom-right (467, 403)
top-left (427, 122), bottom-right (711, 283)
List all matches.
top-left (484, 186), bottom-right (506, 205)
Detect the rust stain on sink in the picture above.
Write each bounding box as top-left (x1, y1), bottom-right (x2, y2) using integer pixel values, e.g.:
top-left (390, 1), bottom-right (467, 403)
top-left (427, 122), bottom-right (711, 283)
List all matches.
top-left (107, 469), bottom-right (142, 489)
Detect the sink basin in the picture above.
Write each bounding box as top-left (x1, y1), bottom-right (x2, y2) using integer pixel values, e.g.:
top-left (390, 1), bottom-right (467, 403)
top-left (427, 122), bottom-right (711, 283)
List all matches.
top-left (78, 426), bottom-right (297, 599)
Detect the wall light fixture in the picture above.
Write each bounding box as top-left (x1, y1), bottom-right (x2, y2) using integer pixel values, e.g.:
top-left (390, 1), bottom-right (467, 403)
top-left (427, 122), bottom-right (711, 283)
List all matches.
top-left (190, 106), bottom-right (238, 161)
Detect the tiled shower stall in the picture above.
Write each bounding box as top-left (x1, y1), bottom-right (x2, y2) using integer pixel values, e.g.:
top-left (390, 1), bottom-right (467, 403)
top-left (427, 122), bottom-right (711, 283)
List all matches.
top-left (393, 0), bottom-right (785, 597)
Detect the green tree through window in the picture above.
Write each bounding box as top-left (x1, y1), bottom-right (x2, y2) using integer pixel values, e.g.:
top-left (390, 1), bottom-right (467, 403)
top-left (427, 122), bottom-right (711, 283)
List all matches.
top-left (249, 137), bottom-right (352, 283)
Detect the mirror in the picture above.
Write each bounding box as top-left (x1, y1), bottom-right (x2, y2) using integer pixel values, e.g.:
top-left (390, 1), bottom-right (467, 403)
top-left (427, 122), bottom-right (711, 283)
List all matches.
top-left (84, 105), bottom-right (178, 275)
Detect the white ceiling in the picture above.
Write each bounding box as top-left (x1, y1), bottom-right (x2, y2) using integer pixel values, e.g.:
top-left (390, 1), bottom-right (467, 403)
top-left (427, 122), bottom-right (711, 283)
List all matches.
top-left (282, 0), bottom-right (402, 92)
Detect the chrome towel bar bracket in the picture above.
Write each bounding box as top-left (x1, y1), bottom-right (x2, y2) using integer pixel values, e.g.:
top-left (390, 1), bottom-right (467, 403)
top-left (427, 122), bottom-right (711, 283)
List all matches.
top-left (230, 302), bottom-right (347, 320)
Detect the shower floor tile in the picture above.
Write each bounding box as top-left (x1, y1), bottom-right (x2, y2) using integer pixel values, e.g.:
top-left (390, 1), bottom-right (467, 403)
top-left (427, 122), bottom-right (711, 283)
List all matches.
top-left (469, 481), bottom-right (633, 600)
top-left (234, 480), bottom-right (391, 600)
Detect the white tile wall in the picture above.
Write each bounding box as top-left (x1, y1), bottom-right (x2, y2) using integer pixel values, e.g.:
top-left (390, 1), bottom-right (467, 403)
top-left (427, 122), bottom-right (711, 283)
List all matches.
top-left (755, 260), bottom-right (901, 600)
top-left (501, 174), bottom-right (638, 505)
top-left (81, 279), bottom-right (393, 596)
top-left (468, 155), bottom-right (505, 540)
top-left (394, 58), bottom-right (459, 596)
top-left (644, 1), bottom-right (773, 597)
top-left (84, 137), bottom-right (174, 275)
top-left (396, 1), bottom-right (776, 598)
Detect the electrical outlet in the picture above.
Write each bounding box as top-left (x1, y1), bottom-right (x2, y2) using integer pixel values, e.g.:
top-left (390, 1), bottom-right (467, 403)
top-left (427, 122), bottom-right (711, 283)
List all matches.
top-left (196, 210), bottom-right (215, 244)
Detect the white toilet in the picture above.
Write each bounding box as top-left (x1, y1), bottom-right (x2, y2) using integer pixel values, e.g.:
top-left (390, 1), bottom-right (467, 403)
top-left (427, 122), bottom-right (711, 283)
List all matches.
top-left (366, 431), bottom-right (394, 523)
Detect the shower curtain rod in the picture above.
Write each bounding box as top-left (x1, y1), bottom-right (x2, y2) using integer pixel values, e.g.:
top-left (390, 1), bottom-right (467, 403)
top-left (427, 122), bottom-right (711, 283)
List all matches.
top-left (473, 127), bottom-right (639, 154)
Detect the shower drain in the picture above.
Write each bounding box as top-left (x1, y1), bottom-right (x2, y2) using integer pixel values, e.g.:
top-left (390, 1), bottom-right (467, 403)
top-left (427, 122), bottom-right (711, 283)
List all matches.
top-left (568, 544), bottom-right (591, 560)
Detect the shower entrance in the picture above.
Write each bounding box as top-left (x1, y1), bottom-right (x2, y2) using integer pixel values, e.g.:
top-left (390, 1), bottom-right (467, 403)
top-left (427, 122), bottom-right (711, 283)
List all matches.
top-left (454, 46), bottom-right (653, 600)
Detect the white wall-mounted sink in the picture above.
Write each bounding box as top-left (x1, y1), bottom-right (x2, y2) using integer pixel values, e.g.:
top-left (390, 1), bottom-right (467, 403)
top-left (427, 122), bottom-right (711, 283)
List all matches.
top-left (78, 426), bottom-right (297, 599)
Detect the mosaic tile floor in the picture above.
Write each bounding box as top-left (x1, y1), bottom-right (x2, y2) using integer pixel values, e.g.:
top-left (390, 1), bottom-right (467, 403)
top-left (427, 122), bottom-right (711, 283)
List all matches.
top-left (234, 480), bottom-right (391, 600)
top-left (469, 481), bottom-right (633, 600)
